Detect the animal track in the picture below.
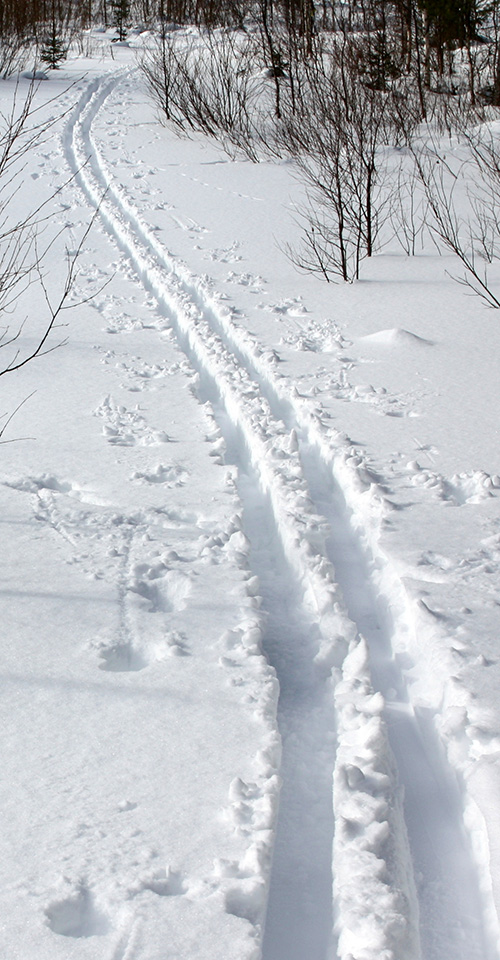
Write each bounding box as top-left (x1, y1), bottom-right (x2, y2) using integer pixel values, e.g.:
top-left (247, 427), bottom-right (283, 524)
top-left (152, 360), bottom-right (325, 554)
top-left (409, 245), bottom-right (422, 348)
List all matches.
top-left (2, 474), bottom-right (107, 505)
top-left (45, 882), bottom-right (110, 938)
top-left (141, 867), bottom-right (186, 897)
top-left (132, 463), bottom-right (188, 486)
top-left (206, 241), bottom-right (243, 264)
top-left (94, 638), bottom-right (147, 672)
top-left (94, 395), bottom-right (170, 446)
top-left (409, 466), bottom-right (500, 505)
top-left (263, 296), bottom-right (309, 318)
top-left (128, 564), bottom-right (192, 614)
top-left (224, 271), bottom-right (265, 293)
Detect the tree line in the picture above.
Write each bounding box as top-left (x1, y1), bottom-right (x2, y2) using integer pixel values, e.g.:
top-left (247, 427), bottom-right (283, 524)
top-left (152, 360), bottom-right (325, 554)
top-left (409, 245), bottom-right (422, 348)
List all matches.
top-left (2, 1), bottom-right (500, 100)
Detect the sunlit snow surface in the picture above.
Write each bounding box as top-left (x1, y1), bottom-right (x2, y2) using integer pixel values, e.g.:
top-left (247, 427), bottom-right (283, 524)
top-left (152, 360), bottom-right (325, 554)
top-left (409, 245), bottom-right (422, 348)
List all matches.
top-left (1, 30), bottom-right (500, 960)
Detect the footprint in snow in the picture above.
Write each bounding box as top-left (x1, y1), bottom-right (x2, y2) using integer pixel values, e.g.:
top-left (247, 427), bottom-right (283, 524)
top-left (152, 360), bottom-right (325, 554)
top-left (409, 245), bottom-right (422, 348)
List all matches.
top-left (94, 396), bottom-right (170, 447)
top-left (132, 464), bottom-right (188, 486)
top-left (206, 242), bottom-right (243, 264)
top-left (141, 868), bottom-right (186, 897)
top-left (45, 882), bottom-right (110, 939)
top-left (128, 566), bottom-right (192, 615)
top-left (2, 474), bottom-right (108, 506)
top-left (97, 640), bottom-right (147, 672)
top-left (265, 296), bottom-right (309, 318)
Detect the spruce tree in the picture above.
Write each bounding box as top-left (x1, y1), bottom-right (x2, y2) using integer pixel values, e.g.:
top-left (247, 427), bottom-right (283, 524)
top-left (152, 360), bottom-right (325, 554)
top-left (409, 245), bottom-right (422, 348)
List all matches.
top-left (40, 23), bottom-right (67, 69)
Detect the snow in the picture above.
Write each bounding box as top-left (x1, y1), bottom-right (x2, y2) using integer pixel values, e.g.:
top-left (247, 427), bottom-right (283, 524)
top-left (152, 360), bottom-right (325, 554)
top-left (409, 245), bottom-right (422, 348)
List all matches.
top-left (1, 30), bottom-right (500, 960)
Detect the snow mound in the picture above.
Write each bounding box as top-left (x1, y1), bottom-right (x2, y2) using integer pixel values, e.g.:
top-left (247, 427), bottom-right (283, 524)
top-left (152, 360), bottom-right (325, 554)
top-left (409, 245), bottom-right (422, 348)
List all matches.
top-left (359, 327), bottom-right (434, 346)
top-left (21, 69), bottom-right (49, 80)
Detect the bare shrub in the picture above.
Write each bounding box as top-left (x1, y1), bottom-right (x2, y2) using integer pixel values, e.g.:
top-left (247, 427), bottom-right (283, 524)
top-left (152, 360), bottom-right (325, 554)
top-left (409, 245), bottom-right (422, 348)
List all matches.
top-left (412, 127), bottom-right (500, 308)
top-left (276, 34), bottom-right (398, 281)
top-left (389, 157), bottom-right (430, 256)
top-left (0, 35), bottom-right (32, 79)
top-left (141, 27), bottom-right (264, 160)
top-left (0, 78), bottom-right (96, 434)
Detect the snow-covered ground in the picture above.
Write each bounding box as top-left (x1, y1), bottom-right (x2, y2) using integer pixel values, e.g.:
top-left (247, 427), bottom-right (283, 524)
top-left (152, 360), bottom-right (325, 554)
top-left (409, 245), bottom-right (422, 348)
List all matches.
top-left (1, 31), bottom-right (500, 960)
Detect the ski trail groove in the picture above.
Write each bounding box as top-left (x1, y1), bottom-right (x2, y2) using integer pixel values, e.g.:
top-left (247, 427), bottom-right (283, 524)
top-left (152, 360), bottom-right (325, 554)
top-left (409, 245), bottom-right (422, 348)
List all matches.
top-left (59, 71), bottom-right (490, 959)
top-left (85, 73), bottom-right (497, 957)
top-left (302, 444), bottom-right (493, 960)
top-left (204, 398), bottom-right (339, 960)
top-left (64, 77), bottom-right (359, 957)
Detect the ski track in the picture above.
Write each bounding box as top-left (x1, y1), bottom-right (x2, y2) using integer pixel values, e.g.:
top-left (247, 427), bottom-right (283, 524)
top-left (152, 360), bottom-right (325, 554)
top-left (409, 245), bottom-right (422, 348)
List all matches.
top-left (61, 70), bottom-right (495, 959)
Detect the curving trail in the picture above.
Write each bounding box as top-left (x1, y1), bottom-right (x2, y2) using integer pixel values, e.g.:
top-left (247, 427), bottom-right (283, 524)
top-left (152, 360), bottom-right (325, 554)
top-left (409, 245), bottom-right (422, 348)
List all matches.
top-left (62, 70), bottom-right (494, 960)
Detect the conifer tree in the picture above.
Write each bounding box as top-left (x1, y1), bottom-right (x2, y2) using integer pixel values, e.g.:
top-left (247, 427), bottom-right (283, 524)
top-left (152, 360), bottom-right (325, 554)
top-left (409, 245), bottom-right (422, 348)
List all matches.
top-left (40, 6), bottom-right (67, 69)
